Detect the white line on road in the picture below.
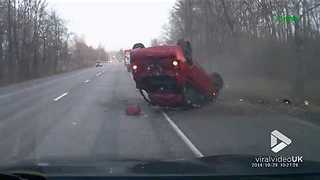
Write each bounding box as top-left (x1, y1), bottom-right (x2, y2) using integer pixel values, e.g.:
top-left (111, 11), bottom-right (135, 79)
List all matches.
top-left (53, 92), bottom-right (68, 102)
top-left (162, 112), bottom-right (204, 158)
top-left (0, 68), bottom-right (91, 100)
top-left (96, 72), bottom-right (102, 77)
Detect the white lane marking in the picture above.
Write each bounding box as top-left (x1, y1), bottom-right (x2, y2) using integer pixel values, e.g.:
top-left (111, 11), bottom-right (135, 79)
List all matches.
top-left (0, 68), bottom-right (92, 99)
top-left (84, 80), bottom-right (90, 83)
top-left (53, 92), bottom-right (68, 102)
top-left (96, 72), bottom-right (102, 77)
top-left (37, 163), bottom-right (49, 166)
top-left (162, 112), bottom-right (204, 158)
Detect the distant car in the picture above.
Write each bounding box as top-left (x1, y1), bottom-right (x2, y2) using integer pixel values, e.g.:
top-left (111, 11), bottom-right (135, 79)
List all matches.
top-left (130, 41), bottom-right (223, 108)
top-left (96, 61), bottom-right (103, 67)
top-left (124, 49), bottom-right (132, 72)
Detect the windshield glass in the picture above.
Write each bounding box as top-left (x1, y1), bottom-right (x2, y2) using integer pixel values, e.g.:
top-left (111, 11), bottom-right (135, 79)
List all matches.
top-left (0, 0), bottom-right (320, 177)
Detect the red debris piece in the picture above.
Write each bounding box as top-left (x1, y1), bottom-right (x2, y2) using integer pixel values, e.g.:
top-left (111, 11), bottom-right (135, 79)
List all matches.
top-left (126, 105), bottom-right (141, 116)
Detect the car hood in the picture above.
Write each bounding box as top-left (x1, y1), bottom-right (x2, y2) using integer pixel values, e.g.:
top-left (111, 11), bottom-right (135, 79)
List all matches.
top-left (1, 154), bottom-right (320, 176)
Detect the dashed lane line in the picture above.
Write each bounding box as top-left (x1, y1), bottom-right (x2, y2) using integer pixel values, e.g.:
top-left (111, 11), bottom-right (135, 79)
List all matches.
top-left (53, 92), bottom-right (69, 102)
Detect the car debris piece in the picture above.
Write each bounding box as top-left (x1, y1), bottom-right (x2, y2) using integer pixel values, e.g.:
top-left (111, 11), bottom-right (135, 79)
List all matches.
top-left (281, 98), bottom-right (291, 105)
top-left (126, 105), bottom-right (141, 116)
top-left (257, 99), bottom-right (265, 104)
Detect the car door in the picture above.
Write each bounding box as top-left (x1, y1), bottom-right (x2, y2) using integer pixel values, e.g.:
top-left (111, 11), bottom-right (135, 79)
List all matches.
top-left (187, 62), bottom-right (214, 96)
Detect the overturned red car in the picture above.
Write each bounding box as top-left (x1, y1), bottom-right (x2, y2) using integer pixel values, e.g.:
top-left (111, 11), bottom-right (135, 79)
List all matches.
top-left (130, 41), bottom-right (223, 108)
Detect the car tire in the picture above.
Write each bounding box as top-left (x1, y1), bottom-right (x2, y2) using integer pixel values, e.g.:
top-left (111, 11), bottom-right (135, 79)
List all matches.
top-left (211, 72), bottom-right (223, 91)
top-left (132, 43), bottom-right (145, 49)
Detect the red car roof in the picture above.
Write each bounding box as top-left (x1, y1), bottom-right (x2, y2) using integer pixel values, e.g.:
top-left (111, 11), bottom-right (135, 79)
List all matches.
top-left (131, 45), bottom-right (180, 60)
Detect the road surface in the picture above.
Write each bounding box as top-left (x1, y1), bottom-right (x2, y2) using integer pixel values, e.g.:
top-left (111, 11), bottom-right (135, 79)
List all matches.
top-left (0, 62), bottom-right (320, 166)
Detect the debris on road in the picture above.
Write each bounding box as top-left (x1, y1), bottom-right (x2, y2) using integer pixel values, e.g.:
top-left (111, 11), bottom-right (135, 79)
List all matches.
top-left (257, 99), bottom-right (265, 104)
top-left (304, 100), bottom-right (309, 106)
top-left (281, 98), bottom-right (292, 105)
top-left (126, 105), bottom-right (142, 116)
top-left (239, 98), bottom-right (244, 102)
top-left (192, 104), bottom-right (201, 108)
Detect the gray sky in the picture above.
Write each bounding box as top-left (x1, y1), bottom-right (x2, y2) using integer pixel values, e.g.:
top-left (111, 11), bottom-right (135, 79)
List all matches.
top-left (47, 0), bottom-right (175, 51)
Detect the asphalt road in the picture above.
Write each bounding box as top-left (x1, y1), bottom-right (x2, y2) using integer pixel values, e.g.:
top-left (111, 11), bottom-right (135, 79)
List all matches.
top-left (0, 62), bottom-right (320, 166)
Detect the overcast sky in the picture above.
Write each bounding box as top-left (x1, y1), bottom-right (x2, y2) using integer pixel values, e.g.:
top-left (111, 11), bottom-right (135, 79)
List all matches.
top-left (47, 0), bottom-right (175, 51)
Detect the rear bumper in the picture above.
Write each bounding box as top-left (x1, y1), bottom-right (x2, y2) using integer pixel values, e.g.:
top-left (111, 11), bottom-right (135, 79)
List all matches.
top-left (133, 73), bottom-right (184, 90)
top-left (134, 74), bottom-right (186, 107)
top-left (149, 93), bottom-right (185, 107)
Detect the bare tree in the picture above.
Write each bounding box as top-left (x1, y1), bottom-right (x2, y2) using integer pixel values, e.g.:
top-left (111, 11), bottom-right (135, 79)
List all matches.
top-left (165, 0), bottom-right (320, 102)
top-left (0, 0), bottom-right (109, 86)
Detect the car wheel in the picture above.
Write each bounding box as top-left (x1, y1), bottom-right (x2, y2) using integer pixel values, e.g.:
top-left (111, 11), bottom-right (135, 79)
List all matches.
top-left (211, 72), bottom-right (224, 91)
top-left (139, 89), bottom-right (153, 105)
top-left (132, 43), bottom-right (145, 49)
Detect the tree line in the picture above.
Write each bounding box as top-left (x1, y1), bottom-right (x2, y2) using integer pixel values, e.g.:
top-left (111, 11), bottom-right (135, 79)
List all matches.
top-left (0, 0), bottom-right (108, 86)
top-left (164, 0), bottom-right (320, 102)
